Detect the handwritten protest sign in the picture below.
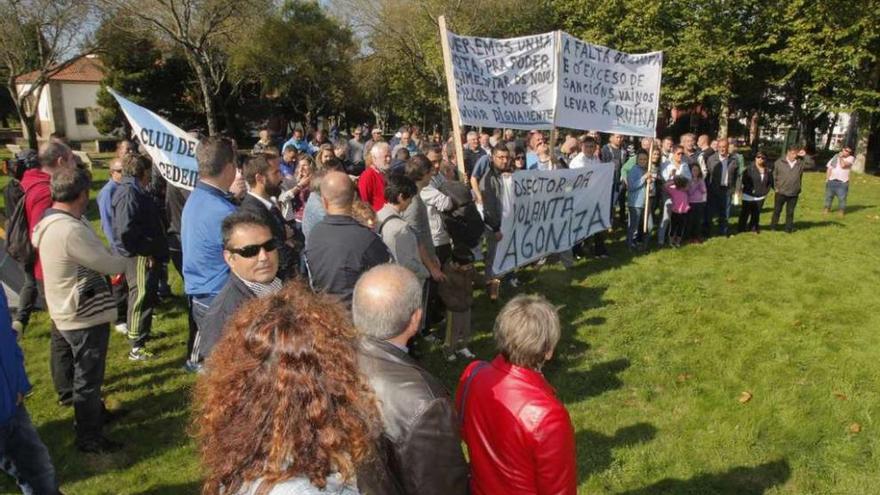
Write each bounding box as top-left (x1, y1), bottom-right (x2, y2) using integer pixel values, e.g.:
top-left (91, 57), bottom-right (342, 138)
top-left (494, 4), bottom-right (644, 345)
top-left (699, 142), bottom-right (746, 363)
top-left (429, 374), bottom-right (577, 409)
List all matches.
top-left (446, 31), bottom-right (557, 130)
top-left (555, 32), bottom-right (662, 136)
top-left (442, 27), bottom-right (662, 136)
top-left (492, 161), bottom-right (614, 275)
top-left (109, 88), bottom-right (200, 190)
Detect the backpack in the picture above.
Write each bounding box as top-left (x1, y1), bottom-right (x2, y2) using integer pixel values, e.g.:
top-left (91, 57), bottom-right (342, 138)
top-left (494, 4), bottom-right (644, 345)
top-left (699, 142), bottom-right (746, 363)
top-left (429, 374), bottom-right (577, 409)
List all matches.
top-left (438, 180), bottom-right (484, 250)
top-left (5, 184), bottom-right (34, 264)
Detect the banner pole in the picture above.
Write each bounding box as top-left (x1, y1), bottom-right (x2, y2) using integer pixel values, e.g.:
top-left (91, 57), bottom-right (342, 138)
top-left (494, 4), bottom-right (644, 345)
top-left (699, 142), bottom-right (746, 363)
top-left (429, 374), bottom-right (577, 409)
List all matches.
top-left (643, 139), bottom-right (655, 233)
top-left (438, 15), bottom-right (467, 183)
top-left (549, 30), bottom-right (563, 168)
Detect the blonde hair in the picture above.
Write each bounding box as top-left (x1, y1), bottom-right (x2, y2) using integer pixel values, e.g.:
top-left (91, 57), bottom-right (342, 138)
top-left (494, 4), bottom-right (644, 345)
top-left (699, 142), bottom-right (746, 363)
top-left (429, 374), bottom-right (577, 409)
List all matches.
top-left (494, 294), bottom-right (560, 369)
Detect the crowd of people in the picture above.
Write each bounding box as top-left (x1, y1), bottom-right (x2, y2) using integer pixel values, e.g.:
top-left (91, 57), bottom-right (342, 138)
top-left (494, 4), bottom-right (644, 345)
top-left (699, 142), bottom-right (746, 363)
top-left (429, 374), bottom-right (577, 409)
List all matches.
top-left (0, 122), bottom-right (853, 494)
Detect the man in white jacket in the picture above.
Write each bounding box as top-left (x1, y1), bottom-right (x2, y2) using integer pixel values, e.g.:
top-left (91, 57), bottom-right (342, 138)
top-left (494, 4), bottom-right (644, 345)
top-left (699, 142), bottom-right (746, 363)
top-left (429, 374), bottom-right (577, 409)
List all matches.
top-left (32, 167), bottom-right (128, 454)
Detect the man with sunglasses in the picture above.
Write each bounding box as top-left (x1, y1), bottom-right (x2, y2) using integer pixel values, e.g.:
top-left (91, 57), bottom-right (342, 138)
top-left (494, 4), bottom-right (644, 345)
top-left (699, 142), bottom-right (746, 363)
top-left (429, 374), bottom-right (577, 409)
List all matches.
top-left (199, 211), bottom-right (281, 360)
top-left (97, 158), bottom-right (128, 333)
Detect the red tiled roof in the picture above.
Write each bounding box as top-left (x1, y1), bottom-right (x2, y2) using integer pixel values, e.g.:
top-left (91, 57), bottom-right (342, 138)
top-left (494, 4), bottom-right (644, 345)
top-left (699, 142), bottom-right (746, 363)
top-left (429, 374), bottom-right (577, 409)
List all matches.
top-left (16, 55), bottom-right (105, 84)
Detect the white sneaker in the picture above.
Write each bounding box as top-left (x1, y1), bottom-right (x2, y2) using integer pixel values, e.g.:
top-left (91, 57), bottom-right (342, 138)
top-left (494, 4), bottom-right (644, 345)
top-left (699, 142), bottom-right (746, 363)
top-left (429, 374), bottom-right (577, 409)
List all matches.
top-left (115, 323), bottom-right (128, 334)
top-left (457, 347), bottom-right (476, 359)
top-left (508, 277), bottom-right (520, 288)
top-left (445, 353), bottom-right (457, 362)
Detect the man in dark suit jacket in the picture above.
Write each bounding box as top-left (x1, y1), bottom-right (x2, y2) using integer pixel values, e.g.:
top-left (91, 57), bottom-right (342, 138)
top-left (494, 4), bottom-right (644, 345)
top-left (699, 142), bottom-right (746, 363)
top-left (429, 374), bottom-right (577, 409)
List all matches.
top-left (200, 211), bottom-right (281, 360)
top-left (705, 138), bottom-right (739, 236)
top-left (353, 264), bottom-right (469, 495)
top-left (238, 154), bottom-right (295, 279)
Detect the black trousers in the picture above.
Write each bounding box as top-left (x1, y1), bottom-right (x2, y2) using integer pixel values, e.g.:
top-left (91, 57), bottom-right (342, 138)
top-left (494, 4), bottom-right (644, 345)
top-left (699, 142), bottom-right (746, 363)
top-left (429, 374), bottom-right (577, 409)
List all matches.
top-left (738, 199), bottom-right (765, 232)
top-left (50, 324), bottom-right (74, 405)
top-left (15, 262), bottom-right (38, 326)
top-left (686, 203), bottom-right (707, 240)
top-left (58, 323), bottom-right (110, 443)
top-left (771, 194), bottom-right (799, 232)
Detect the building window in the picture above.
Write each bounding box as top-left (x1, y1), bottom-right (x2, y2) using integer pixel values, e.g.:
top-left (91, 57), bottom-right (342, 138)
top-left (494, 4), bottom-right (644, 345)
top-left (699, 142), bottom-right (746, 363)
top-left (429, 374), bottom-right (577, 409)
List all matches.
top-left (74, 108), bottom-right (89, 125)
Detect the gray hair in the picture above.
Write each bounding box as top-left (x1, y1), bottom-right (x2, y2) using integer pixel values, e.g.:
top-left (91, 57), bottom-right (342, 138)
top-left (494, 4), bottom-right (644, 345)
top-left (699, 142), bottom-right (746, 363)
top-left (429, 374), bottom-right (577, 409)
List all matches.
top-left (51, 167), bottom-right (91, 203)
top-left (352, 264), bottom-right (422, 340)
top-left (494, 294), bottom-right (560, 369)
top-left (38, 141), bottom-right (71, 169)
top-left (370, 141), bottom-right (389, 160)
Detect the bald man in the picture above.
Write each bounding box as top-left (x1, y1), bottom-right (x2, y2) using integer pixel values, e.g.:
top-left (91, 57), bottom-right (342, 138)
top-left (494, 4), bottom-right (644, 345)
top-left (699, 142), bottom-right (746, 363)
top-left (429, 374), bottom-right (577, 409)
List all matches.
top-left (353, 264), bottom-right (469, 494)
top-left (304, 171), bottom-right (391, 307)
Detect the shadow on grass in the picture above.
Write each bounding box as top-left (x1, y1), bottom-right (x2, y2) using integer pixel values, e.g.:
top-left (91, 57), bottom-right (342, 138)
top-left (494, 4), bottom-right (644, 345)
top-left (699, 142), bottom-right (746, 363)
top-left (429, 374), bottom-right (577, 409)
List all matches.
top-left (132, 481), bottom-right (201, 494)
top-left (616, 459), bottom-right (791, 495)
top-left (38, 387), bottom-right (193, 485)
top-left (548, 358), bottom-right (631, 403)
top-left (577, 423), bottom-right (657, 482)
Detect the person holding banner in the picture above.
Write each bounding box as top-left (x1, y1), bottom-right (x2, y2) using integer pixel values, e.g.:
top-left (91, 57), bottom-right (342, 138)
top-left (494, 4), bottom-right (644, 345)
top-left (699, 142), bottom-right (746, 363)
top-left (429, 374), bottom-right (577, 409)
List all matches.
top-left (625, 151), bottom-right (654, 251)
top-left (480, 144), bottom-right (512, 300)
top-left (182, 136), bottom-right (239, 372)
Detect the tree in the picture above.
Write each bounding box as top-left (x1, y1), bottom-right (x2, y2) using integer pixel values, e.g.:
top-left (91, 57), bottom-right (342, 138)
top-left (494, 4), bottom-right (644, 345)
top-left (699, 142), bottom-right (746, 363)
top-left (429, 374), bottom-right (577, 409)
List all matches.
top-left (330, 0), bottom-right (548, 128)
top-left (771, 0), bottom-right (880, 170)
top-left (0, 0), bottom-right (94, 148)
top-left (97, 0), bottom-right (271, 135)
top-left (229, 0), bottom-right (356, 131)
top-left (93, 17), bottom-right (199, 136)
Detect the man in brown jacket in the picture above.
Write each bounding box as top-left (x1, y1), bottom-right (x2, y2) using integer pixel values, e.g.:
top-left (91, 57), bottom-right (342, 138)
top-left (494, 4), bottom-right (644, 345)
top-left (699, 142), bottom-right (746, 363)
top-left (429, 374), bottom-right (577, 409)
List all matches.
top-left (352, 264), bottom-right (469, 495)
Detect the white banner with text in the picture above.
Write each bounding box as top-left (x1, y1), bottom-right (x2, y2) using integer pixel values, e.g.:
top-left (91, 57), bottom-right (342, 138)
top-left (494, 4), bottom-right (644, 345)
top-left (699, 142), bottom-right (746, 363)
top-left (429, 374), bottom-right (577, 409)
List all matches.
top-left (492, 162), bottom-right (614, 275)
top-left (444, 29), bottom-right (662, 136)
top-left (109, 88), bottom-right (200, 190)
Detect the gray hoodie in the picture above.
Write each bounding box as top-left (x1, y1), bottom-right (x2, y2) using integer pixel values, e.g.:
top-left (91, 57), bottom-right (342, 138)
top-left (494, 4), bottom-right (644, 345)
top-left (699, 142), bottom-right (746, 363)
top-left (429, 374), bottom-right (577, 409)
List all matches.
top-left (377, 204), bottom-right (429, 280)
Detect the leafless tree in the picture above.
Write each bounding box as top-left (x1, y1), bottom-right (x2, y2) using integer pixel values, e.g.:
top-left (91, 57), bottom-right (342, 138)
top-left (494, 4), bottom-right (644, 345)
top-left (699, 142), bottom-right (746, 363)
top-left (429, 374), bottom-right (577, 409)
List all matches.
top-left (0, 0), bottom-right (94, 148)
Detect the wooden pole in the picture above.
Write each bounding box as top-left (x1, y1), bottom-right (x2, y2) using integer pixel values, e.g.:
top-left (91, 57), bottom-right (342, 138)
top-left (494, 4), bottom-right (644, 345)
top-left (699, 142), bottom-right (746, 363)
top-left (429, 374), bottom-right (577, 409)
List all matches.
top-left (549, 30), bottom-right (563, 168)
top-left (438, 15), bottom-right (467, 183)
top-left (643, 139), bottom-right (655, 232)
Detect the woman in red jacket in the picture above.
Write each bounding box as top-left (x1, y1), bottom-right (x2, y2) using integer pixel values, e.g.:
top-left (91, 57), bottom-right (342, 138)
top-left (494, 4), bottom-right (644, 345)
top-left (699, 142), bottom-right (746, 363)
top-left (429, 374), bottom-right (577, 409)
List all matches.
top-left (456, 294), bottom-right (577, 495)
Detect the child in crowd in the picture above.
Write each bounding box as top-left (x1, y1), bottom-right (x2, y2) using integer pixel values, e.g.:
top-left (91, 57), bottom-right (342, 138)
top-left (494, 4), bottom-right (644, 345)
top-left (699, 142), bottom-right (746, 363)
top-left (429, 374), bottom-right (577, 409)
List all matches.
top-left (687, 164), bottom-right (707, 243)
top-left (664, 174), bottom-right (691, 247)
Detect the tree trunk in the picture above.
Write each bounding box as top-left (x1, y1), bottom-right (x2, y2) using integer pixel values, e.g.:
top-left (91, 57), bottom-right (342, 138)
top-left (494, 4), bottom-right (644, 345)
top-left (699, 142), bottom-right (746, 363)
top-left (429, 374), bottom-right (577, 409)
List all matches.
top-left (717, 99), bottom-right (729, 139)
top-left (748, 110), bottom-right (761, 153)
top-left (802, 113), bottom-right (818, 154)
top-left (852, 110), bottom-right (869, 174)
top-left (190, 56), bottom-right (218, 135)
top-left (824, 113), bottom-right (839, 150)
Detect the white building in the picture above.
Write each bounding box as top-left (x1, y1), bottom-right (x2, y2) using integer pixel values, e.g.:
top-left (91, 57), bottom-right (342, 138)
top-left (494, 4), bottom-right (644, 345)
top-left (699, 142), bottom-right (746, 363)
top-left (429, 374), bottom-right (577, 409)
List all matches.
top-left (15, 54), bottom-right (107, 143)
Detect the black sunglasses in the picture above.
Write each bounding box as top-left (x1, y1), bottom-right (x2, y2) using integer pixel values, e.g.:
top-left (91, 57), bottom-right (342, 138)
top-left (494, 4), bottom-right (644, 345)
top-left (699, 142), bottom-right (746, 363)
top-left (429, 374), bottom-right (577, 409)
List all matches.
top-left (227, 239), bottom-right (278, 258)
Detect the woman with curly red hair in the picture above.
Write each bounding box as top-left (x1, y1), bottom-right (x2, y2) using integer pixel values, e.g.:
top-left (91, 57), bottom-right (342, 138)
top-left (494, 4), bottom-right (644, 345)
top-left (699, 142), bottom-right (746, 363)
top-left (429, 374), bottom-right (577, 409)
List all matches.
top-left (193, 281), bottom-right (393, 495)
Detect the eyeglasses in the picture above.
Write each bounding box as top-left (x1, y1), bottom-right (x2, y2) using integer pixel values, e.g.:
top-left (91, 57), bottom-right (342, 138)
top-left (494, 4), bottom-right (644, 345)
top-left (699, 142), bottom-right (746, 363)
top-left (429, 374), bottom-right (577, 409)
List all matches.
top-left (110, 169), bottom-right (123, 173)
top-left (515, 155), bottom-right (525, 160)
top-left (674, 152), bottom-right (683, 156)
top-left (226, 239), bottom-right (278, 258)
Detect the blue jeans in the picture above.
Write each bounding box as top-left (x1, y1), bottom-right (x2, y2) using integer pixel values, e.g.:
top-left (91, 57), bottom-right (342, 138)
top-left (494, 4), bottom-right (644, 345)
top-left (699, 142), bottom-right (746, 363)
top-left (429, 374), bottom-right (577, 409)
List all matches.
top-left (824, 180), bottom-right (848, 211)
top-left (627, 206), bottom-right (652, 248)
top-left (0, 405), bottom-right (58, 494)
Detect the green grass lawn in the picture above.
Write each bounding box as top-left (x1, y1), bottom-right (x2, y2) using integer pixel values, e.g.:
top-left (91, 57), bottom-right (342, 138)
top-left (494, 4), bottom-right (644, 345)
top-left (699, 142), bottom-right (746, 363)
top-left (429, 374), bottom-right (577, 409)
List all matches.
top-left (3, 168), bottom-right (880, 494)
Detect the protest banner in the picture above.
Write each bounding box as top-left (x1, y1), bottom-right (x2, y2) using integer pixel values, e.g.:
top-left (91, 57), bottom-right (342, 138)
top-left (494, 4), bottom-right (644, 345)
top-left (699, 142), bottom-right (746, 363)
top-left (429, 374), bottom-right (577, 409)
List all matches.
top-left (492, 161), bottom-right (614, 275)
top-left (108, 88), bottom-right (200, 190)
top-left (438, 26), bottom-right (662, 137)
top-left (556, 32), bottom-right (662, 137)
top-left (442, 25), bottom-right (558, 130)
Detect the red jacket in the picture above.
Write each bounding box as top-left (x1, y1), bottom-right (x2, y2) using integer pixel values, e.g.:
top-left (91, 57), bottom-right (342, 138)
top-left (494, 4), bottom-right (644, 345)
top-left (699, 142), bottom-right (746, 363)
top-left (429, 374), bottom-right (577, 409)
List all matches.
top-left (358, 166), bottom-right (386, 212)
top-left (456, 355), bottom-right (577, 495)
top-left (20, 169), bottom-right (52, 281)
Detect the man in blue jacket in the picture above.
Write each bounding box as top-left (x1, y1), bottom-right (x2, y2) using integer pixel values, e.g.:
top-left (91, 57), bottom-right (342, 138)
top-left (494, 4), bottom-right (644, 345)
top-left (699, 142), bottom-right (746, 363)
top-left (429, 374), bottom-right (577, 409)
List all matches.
top-left (112, 154), bottom-right (169, 361)
top-left (181, 136), bottom-right (238, 372)
top-left (0, 290), bottom-right (60, 493)
top-left (97, 157), bottom-right (128, 333)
